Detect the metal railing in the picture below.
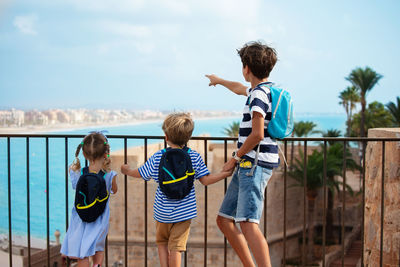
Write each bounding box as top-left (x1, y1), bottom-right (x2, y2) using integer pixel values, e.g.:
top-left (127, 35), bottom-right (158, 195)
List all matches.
top-left (1, 134), bottom-right (399, 267)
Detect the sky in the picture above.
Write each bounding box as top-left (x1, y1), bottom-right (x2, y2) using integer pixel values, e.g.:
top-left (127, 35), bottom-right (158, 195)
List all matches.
top-left (0, 0), bottom-right (399, 114)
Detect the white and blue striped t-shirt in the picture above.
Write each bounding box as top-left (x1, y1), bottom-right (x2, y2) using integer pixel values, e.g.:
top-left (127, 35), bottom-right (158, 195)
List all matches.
top-left (238, 82), bottom-right (279, 169)
top-left (138, 149), bottom-right (210, 223)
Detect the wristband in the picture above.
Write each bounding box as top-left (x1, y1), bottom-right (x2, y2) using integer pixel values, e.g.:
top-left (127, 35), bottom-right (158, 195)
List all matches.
top-left (232, 150), bottom-right (241, 161)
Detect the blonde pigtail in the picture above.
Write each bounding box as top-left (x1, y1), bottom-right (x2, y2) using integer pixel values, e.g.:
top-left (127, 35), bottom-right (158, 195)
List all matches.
top-left (102, 142), bottom-right (111, 173)
top-left (70, 143), bottom-right (83, 171)
top-left (103, 155), bottom-right (111, 173)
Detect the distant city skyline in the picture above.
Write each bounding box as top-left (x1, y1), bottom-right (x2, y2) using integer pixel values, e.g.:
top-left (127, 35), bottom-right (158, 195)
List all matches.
top-left (0, 108), bottom-right (241, 127)
top-left (0, 0), bottom-right (399, 113)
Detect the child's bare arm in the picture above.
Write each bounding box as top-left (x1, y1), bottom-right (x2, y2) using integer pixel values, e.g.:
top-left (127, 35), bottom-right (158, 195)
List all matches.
top-left (205, 74), bottom-right (247, 96)
top-left (199, 171), bottom-right (232, 186)
top-left (111, 175), bottom-right (118, 193)
top-left (223, 112), bottom-right (265, 172)
top-left (121, 164), bottom-right (142, 178)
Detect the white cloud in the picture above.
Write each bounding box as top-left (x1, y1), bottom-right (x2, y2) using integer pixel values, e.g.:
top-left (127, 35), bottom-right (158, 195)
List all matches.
top-left (13, 14), bottom-right (38, 35)
top-left (96, 40), bottom-right (155, 55)
top-left (65, 0), bottom-right (145, 13)
top-left (65, 0), bottom-right (189, 15)
top-left (158, 0), bottom-right (190, 16)
top-left (101, 20), bottom-right (150, 38)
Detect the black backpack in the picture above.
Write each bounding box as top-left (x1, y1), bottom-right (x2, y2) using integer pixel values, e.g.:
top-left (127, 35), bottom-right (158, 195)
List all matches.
top-left (74, 167), bottom-right (109, 222)
top-left (158, 147), bottom-right (195, 200)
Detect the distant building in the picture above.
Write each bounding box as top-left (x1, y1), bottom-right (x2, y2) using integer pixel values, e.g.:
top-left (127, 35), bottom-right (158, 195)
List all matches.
top-left (0, 109), bottom-right (24, 126)
top-left (25, 110), bottom-right (48, 125)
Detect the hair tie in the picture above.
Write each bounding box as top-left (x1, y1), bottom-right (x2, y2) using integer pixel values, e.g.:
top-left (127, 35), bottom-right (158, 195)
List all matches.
top-left (81, 142), bottom-right (84, 145)
top-left (104, 142), bottom-right (107, 145)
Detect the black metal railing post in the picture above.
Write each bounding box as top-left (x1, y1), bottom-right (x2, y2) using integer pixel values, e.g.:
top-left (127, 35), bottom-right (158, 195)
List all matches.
top-left (341, 141), bottom-right (347, 267)
top-left (322, 141), bottom-right (327, 267)
top-left (283, 140), bottom-right (287, 266)
top-left (65, 137), bottom-right (69, 231)
top-left (361, 140), bottom-right (366, 267)
top-left (223, 140), bottom-right (228, 267)
top-left (7, 137), bottom-right (12, 267)
top-left (144, 138), bottom-right (148, 267)
top-left (204, 139), bottom-right (208, 267)
top-left (26, 137), bottom-right (31, 267)
top-left (379, 141), bottom-right (385, 267)
top-left (46, 137), bottom-right (50, 267)
top-left (124, 137), bottom-right (128, 267)
top-left (302, 141), bottom-right (307, 267)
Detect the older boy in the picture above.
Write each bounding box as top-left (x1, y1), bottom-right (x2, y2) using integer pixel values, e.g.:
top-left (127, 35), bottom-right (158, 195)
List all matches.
top-left (205, 41), bottom-right (279, 267)
top-left (121, 112), bottom-right (231, 267)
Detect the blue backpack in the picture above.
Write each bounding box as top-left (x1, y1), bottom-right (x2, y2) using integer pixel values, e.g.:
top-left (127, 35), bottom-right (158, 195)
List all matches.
top-left (260, 83), bottom-right (294, 139)
top-left (158, 147), bottom-right (195, 200)
top-left (75, 167), bottom-right (109, 222)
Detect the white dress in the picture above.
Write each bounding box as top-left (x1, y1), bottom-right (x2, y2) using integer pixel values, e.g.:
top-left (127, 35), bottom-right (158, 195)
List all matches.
top-left (60, 169), bottom-right (117, 259)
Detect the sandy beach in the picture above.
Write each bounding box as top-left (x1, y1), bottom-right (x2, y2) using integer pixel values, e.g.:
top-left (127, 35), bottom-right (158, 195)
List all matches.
top-left (0, 115), bottom-right (240, 135)
top-left (0, 119), bottom-right (163, 134)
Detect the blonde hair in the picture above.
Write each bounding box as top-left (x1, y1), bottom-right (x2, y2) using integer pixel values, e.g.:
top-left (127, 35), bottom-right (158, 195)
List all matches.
top-left (70, 132), bottom-right (111, 172)
top-left (162, 112), bottom-right (194, 147)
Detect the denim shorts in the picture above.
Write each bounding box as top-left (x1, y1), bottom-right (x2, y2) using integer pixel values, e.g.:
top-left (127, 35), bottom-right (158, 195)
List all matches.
top-left (218, 165), bottom-right (272, 224)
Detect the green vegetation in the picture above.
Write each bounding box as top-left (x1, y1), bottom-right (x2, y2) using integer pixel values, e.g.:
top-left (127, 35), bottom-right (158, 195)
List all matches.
top-left (223, 121), bottom-right (240, 137)
top-left (289, 143), bottom-right (360, 262)
top-left (386, 96), bottom-right (400, 126)
top-left (350, 101), bottom-right (394, 135)
top-left (345, 67), bottom-right (383, 137)
top-left (338, 86), bottom-right (360, 136)
top-left (293, 121), bottom-right (318, 138)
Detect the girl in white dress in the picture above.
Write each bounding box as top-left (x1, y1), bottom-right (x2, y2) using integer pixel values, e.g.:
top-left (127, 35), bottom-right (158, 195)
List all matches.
top-left (61, 132), bottom-right (118, 267)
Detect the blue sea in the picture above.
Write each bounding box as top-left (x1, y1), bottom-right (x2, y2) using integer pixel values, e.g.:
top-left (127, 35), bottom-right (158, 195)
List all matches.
top-left (0, 114), bottom-right (345, 243)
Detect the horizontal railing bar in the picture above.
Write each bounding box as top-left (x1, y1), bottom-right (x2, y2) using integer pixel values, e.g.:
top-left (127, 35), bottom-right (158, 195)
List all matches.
top-left (0, 134), bottom-right (399, 142)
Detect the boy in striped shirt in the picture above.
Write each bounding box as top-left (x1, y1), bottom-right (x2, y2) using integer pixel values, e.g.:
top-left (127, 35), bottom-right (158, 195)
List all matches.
top-left (205, 41), bottom-right (279, 267)
top-left (121, 112), bottom-right (231, 267)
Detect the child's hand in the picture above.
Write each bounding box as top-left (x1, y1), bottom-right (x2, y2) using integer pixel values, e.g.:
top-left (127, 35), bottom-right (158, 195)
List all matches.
top-left (205, 74), bottom-right (221, 86)
top-left (120, 164), bottom-right (131, 175)
top-left (222, 158), bottom-right (236, 173)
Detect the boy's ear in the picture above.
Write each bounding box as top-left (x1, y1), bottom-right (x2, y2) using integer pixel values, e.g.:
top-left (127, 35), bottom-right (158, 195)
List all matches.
top-left (243, 65), bottom-right (250, 75)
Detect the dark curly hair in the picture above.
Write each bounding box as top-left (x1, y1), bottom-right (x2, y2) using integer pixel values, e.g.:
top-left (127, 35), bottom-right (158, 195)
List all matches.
top-left (237, 41), bottom-right (277, 79)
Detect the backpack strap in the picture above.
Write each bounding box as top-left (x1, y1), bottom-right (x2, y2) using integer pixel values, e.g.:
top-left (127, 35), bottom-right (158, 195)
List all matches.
top-left (81, 166), bottom-right (89, 175)
top-left (82, 166), bottom-right (106, 178)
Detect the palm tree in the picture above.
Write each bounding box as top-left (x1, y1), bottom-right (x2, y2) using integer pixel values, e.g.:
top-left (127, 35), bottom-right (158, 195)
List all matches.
top-left (386, 96), bottom-right (400, 126)
top-left (351, 101), bottom-right (394, 136)
top-left (289, 143), bottom-right (359, 262)
top-left (323, 143), bottom-right (359, 244)
top-left (294, 121), bottom-right (318, 138)
top-left (321, 129), bottom-right (341, 146)
top-left (339, 86), bottom-right (360, 136)
top-left (346, 67), bottom-right (383, 137)
top-left (223, 121), bottom-right (240, 137)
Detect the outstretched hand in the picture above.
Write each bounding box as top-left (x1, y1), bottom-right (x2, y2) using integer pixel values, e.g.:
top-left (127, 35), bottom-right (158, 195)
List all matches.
top-left (120, 164), bottom-right (130, 176)
top-left (205, 74), bottom-right (221, 86)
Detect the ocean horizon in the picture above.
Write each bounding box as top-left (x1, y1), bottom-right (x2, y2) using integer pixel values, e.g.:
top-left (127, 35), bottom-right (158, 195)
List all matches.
top-left (0, 114), bottom-right (346, 245)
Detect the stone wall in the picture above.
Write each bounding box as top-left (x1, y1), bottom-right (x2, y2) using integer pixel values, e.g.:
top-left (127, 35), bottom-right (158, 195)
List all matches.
top-left (364, 128), bottom-right (400, 266)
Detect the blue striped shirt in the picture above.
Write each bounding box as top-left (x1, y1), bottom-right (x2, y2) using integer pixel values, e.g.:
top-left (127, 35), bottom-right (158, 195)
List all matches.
top-left (138, 149), bottom-right (210, 223)
top-left (238, 82), bottom-right (279, 168)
